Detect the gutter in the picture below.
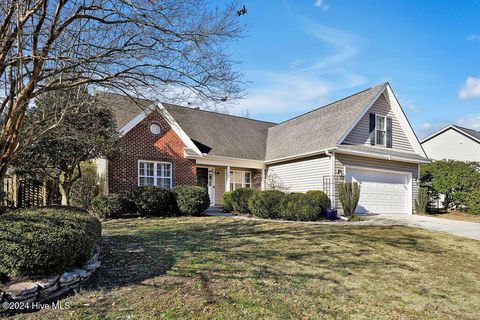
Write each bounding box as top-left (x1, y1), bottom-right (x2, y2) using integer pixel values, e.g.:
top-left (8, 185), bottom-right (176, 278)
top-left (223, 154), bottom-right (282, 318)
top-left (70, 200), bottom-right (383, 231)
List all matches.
top-left (335, 147), bottom-right (431, 164)
top-left (265, 147), bottom-right (338, 165)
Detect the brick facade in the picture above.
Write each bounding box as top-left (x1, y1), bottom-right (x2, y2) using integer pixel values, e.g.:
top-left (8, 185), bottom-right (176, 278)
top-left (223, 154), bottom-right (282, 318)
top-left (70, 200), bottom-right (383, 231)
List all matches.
top-left (108, 111), bottom-right (197, 193)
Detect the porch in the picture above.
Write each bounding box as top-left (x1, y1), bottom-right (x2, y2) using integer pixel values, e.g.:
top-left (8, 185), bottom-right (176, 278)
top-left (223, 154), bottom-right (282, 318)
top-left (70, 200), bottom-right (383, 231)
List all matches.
top-left (195, 165), bottom-right (264, 206)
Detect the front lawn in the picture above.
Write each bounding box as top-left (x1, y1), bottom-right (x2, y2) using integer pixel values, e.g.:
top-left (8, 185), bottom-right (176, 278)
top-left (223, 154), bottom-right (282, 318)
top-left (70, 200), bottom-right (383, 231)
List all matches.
top-left (13, 217), bottom-right (480, 319)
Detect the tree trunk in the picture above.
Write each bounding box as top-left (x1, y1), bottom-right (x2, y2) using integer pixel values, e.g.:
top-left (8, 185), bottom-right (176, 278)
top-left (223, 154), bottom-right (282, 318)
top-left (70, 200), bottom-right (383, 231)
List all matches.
top-left (61, 183), bottom-right (71, 206)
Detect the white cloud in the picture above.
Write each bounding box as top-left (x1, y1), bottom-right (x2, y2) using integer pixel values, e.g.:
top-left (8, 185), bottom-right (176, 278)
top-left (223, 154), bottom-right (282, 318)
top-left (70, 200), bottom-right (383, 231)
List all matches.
top-left (456, 114), bottom-right (480, 130)
top-left (227, 21), bottom-right (366, 119)
top-left (467, 34), bottom-right (480, 41)
top-left (398, 95), bottom-right (420, 113)
top-left (232, 73), bottom-right (330, 115)
top-left (302, 24), bottom-right (365, 71)
top-left (459, 77), bottom-right (480, 99)
top-left (314, 0), bottom-right (329, 10)
top-left (420, 122), bottom-right (432, 130)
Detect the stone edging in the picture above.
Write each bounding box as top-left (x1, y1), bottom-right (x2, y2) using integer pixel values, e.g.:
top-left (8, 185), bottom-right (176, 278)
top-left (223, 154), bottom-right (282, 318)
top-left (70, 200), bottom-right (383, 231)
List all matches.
top-left (0, 247), bottom-right (101, 315)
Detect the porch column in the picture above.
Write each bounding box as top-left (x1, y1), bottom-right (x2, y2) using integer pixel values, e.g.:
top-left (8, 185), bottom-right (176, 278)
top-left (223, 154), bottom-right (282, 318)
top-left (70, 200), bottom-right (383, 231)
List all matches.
top-left (226, 165), bottom-right (231, 192)
top-left (261, 169), bottom-right (266, 190)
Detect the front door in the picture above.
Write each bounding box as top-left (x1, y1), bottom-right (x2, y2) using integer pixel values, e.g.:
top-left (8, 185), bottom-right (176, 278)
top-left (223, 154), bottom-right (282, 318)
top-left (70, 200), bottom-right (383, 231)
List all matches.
top-left (196, 167), bottom-right (215, 205)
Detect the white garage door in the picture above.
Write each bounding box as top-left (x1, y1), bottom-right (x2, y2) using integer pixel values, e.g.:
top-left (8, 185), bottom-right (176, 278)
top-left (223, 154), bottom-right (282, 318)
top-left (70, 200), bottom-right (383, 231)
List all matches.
top-left (345, 167), bottom-right (411, 214)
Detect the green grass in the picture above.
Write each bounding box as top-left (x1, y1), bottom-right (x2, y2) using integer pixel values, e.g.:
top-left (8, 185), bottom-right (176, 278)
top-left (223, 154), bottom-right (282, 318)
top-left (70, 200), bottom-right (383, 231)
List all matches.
top-left (13, 217), bottom-right (480, 320)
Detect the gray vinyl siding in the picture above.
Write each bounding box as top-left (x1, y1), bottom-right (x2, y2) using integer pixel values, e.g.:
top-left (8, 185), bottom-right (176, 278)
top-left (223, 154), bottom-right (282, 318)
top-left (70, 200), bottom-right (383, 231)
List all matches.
top-left (343, 93), bottom-right (414, 152)
top-left (266, 155), bottom-right (331, 193)
top-left (335, 153), bottom-right (419, 213)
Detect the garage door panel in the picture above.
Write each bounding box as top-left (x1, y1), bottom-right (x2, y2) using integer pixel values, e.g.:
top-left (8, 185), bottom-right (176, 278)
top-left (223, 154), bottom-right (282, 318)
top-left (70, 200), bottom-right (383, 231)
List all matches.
top-left (346, 167), bottom-right (410, 214)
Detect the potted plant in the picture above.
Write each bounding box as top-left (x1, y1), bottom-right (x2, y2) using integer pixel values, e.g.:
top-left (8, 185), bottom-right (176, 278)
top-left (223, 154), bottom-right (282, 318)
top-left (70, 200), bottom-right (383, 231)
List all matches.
top-left (324, 207), bottom-right (337, 220)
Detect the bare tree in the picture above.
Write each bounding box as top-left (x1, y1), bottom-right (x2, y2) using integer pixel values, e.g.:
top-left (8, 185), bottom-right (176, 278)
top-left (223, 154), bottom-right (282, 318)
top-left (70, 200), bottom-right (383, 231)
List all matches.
top-left (0, 0), bottom-right (245, 181)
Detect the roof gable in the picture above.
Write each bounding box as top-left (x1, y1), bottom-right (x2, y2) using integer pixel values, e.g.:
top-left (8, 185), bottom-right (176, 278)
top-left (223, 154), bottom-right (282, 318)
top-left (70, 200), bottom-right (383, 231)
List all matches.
top-left (421, 125), bottom-right (480, 145)
top-left (264, 83), bottom-right (387, 161)
top-left (337, 83), bottom-right (426, 157)
top-left (342, 92), bottom-right (414, 152)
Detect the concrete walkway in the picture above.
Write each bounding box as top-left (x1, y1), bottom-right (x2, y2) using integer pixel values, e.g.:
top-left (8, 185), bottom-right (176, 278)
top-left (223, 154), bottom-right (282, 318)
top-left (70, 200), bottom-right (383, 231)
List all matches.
top-left (204, 207), bottom-right (480, 240)
top-left (363, 214), bottom-right (480, 241)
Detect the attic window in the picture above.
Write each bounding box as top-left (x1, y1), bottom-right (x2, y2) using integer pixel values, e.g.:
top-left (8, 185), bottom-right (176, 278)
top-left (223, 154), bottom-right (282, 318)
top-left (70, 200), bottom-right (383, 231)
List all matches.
top-left (375, 114), bottom-right (386, 146)
top-left (150, 123), bottom-right (161, 135)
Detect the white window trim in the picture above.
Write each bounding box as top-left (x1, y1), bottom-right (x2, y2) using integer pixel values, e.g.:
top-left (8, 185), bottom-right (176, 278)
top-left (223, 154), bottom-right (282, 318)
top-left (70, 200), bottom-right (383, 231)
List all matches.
top-left (227, 170), bottom-right (252, 191)
top-left (138, 160), bottom-right (173, 189)
top-left (375, 114), bottom-right (387, 146)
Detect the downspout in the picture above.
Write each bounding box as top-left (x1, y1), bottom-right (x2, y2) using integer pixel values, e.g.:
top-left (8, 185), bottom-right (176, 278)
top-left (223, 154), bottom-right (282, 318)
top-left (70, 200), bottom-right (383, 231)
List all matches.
top-left (325, 149), bottom-right (336, 209)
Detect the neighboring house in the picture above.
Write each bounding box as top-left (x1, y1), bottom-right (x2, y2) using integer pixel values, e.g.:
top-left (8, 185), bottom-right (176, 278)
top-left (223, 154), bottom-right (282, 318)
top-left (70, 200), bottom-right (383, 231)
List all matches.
top-left (96, 82), bottom-right (429, 215)
top-left (420, 125), bottom-right (480, 162)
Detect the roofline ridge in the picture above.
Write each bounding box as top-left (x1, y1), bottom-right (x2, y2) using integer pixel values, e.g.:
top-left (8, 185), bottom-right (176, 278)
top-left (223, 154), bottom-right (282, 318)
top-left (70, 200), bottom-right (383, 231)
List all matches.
top-left (452, 124), bottom-right (480, 133)
top-left (270, 82), bottom-right (388, 128)
top-left (162, 102), bottom-right (277, 125)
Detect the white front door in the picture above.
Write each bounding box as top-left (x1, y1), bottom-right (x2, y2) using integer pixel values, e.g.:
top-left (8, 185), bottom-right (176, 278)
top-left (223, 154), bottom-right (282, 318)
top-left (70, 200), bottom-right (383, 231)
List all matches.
top-left (345, 167), bottom-right (411, 214)
top-left (207, 168), bottom-right (215, 205)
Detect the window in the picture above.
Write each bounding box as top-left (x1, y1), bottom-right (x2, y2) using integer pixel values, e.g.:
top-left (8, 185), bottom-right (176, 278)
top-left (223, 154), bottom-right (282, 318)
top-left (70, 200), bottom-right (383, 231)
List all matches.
top-left (149, 123), bottom-right (161, 135)
top-left (229, 170), bottom-right (251, 191)
top-left (138, 161), bottom-right (172, 188)
top-left (375, 114), bottom-right (386, 146)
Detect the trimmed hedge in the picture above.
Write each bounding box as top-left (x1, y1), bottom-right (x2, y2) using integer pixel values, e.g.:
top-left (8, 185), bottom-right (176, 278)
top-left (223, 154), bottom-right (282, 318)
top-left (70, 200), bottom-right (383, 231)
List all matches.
top-left (222, 192), bottom-right (233, 212)
top-left (230, 188), bottom-right (256, 213)
top-left (282, 193), bottom-right (319, 221)
top-left (91, 193), bottom-right (136, 218)
top-left (248, 190), bottom-right (285, 218)
top-left (173, 185), bottom-right (210, 215)
top-left (305, 190), bottom-right (330, 214)
top-left (0, 206), bottom-right (101, 277)
top-left (133, 186), bottom-right (175, 216)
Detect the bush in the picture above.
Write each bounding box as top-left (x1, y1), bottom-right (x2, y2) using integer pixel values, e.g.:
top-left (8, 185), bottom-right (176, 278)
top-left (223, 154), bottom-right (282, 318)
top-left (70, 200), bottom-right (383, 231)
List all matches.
top-left (338, 182), bottom-right (361, 217)
top-left (71, 162), bottom-right (99, 209)
top-left (248, 190), bottom-right (285, 218)
top-left (230, 188), bottom-right (256, 213)
top-left (133, 186), bottom-right (174, 216)
top-left (463, 190), bottom-right (480, 215)
top-left (91, 193), bottom-right (136, 219)
top-left (0, 206), bottom-right (101, 277)
top-left (173, 185), bottom-right (210, 215)
top-left (281, 193), bottom-right (318, 221)
top-left (415, 187), bottom-right (429, 214)
top-left (305, 190), bottom-right (331, 214)
top-left (222, 192), bottom-right (233, 212)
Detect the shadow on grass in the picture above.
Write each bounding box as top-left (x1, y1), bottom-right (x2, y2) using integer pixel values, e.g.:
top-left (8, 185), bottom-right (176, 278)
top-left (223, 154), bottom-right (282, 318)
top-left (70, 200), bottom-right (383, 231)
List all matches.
top-left (84, 217), bottom-right (446, 293)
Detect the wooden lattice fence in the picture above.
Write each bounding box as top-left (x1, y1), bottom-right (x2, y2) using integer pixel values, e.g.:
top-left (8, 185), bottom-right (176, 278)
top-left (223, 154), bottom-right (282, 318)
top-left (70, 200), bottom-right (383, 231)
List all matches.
top-left (1, 175), bottom-right (61, 209)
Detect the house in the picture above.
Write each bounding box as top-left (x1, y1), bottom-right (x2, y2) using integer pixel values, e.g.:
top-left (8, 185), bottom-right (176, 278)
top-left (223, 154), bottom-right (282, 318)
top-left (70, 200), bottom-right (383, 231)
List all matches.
top-left (96, 82), bottom-right (429, 215)
top-left (420, 125), bottom-right (480, 162)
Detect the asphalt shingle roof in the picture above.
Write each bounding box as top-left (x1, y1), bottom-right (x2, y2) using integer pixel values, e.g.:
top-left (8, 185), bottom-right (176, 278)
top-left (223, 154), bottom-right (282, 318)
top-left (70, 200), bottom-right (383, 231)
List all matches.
top-left (95, 92), bottom-right (152, 129)
top-left (452, 125), bottom-right (480, 142)
top-left (162, 103), bottom-right (275, 160)
top-left (265, 83), bottom-right (387, 160)
top-left (337, 145), bottom-right (429, 162)
top-left (97, 83), bottom-right (419, 162)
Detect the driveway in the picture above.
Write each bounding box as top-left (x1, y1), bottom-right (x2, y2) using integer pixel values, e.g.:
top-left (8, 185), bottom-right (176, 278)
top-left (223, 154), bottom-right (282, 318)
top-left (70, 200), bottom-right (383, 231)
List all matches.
top-left (364, 214), bottom-right (480, 240)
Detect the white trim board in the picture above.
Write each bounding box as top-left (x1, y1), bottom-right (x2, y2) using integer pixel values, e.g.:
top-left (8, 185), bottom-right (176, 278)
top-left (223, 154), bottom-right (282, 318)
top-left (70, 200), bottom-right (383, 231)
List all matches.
top-left (420, 125), bottom-right (480, 145)
top-left (336, 83), bottom-right (388, 145)
top-left (336, 83), bottom-right (427, 158)
top-left (336, 147), bottom-right (431, 164)
top-left (118, 101), bottom-right (202, 156)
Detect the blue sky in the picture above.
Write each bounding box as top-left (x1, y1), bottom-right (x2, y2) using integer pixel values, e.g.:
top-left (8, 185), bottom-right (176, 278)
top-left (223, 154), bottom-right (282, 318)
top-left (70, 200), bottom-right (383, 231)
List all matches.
top-left (218, 0), bottom-right (480, 138)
